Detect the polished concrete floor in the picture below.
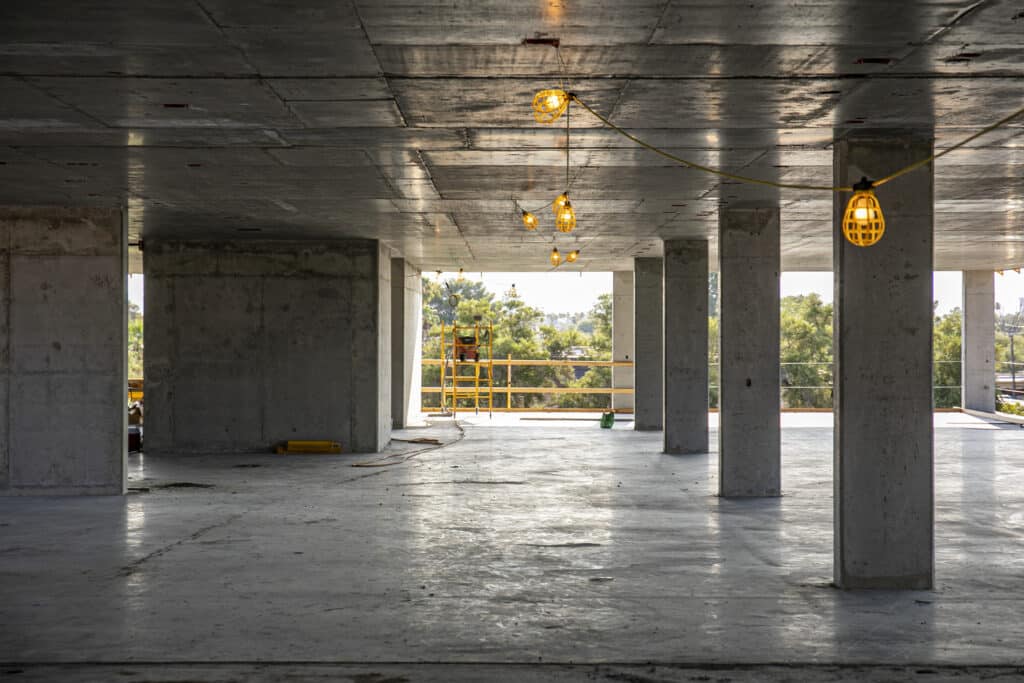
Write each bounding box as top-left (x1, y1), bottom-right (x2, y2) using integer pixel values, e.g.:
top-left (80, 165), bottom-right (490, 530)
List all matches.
top-left (2, 413), bottom-right (1023, 682)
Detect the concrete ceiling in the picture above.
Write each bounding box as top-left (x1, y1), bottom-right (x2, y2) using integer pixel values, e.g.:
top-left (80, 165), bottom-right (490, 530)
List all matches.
top-left (1, 0), bottom-right (1022, 272)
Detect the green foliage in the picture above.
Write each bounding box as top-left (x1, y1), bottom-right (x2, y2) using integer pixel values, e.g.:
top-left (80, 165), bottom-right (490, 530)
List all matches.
top-left (420, 277), bottom-right (984, 413)
top-left (421, 276), bottom-right (616, 410)
top-left (128, 302), bottom-right (144, 378)
top-left (996, 396), bottom-right (1024, 416)
top-left (780, 294), bottom-right (833, 408)
top-left (933, 307), bottom-right (962, 408)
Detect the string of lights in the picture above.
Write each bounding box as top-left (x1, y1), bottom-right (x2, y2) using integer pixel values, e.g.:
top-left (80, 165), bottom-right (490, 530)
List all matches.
top-left (524, 56), bottom-right (1024, 253)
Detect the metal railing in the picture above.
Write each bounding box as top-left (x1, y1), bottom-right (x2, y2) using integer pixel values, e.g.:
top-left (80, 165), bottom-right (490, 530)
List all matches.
top-left (422, 357), bottom-right (634, 412)
top-left (422, 359), bottom-right (970, 412)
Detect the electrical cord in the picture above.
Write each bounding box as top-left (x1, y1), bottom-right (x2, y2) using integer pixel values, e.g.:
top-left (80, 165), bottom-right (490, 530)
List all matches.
top-left (571, 94), bottom-right (1024, 193)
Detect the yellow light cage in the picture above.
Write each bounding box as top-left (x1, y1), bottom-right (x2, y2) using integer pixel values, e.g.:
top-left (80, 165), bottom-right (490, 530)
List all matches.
top-left (532, 89), bottom-right (569, 124)
top-left (842, 188), bottom-right (886, 247)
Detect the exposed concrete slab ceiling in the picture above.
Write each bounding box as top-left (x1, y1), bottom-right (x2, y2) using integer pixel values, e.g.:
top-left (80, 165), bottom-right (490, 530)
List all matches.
top-left (0, 0), bottom-right (1022, 272)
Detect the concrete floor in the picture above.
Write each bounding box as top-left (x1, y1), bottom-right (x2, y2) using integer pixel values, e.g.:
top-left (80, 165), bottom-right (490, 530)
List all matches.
top-left (2, 414), bottom-right (1024, 682)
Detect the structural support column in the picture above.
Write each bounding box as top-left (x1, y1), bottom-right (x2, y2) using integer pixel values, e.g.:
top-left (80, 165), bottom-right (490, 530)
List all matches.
top-left (962, 271), bottom-right (995, 412)
top-left (633, 258), bottom-right (663, 430)
top-left (391, 258), bottom-right (423, 428)
top-left (612, 271), bottom-right (634, 411)
top-left (663, 240), bottom-right (708, 454)
top-left (719, 205), bottom-right (780, 496)
top-left (834, 131), bottom-right (934, 589)
top-left (1, 207), bottom-right (126, 495)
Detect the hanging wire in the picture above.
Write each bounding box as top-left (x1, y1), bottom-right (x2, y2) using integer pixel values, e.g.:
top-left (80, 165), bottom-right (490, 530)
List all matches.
top-left (874, 103), bottom-right (1024, 186)
top-left (571, 95), bottom-right (851, 192)
top-left (571, 94), bottom-right (1024, 194)
top-left (565, 94), bottom-right (570, 189)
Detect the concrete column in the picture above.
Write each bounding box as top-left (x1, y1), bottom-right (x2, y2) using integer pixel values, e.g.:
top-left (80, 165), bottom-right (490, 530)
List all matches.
top-left (719, 205), bottom-right (780, 496)
top-left (962, 271), bottom-right (995, 412)
top-left (633, 258), bottom-right (663, 430)
top-left (833, 131), bottom-right (934, 589)
top-left (0, 207), bottom-right (126, 495)
top-left (663, 240), bottom-right (709, 454)
top-left (612, 271), bottom-right (634, 411)
top-left (391, 258), bottom-right (423, 428)
top-left (145, 239), bottom-right (391, 455)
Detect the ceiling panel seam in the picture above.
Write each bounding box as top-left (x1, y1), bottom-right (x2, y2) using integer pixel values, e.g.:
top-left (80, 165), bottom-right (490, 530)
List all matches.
top-left (350, 0), bottom-right (408, 129)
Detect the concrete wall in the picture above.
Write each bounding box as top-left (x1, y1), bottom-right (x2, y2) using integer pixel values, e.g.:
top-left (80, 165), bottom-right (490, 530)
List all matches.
top-left (391, 258), bottom-right (422, 428)
top-left (145, 239), bottom-right (391, 455)
top-left (1, 207), bottom-right (125, 495)
top-left (611, 271), bottom-right (634, 410)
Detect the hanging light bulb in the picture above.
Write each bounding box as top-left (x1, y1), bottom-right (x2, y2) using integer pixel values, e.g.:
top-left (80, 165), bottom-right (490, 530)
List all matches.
top-left (506, 283), bottom-right (519, 298)
top-left (521, 210), bottom-right (538, 231)
top-left (550, 247), bottom-right (562, 267)
top-left (555, 199), bottom-right (576, 233)
top-left (842, 177), bottom-right (886, 247)
top-left (532, 89), bottom-right (569, 124)
top-left (457, 267), bottom-right (465, 280)
top-left (552, 192), bottom-right (569, 215)
top-left (566, 249), bottom-right (580, 263)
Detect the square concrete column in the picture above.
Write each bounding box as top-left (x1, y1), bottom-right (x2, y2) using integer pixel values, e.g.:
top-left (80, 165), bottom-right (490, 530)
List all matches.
top-left (1, 207), bottom-right (126, 495)
top-left (719, 205), bottom-right (780, 496)
top-left (962, 271), bottom-right (995, 412)
top-left (391, 258), bottom-right (423, 428)
top-left (633, 258), bottom-right (663, 430)
top-left (612, 271), bottom-right (634, 411)
top-left (833, 131), bottom-right (934, 589)
top-left (663, 240), bottom-right (709, 454)
top-left (145, 239), bottom-right (391, 454)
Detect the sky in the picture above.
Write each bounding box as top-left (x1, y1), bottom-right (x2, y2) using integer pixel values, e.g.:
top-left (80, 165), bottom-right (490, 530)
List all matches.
top-left (129, 270), bottom-right (1024, 317)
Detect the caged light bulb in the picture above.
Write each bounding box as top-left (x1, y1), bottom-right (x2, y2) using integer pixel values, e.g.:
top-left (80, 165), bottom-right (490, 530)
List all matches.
top-left (521, 210), bottom-right (538, 231)
top-left (842, 178), bottom-right (886, 247)
top-left (532, 89), bottom-right (569, 125)
top-left (555, 200), bottom-right (576, 233)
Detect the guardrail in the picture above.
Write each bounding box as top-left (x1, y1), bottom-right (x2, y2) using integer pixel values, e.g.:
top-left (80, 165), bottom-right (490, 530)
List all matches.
top-left (422, 357), bottom-right (634, 412)
top-left (421, 359), bottom-right (969, 412)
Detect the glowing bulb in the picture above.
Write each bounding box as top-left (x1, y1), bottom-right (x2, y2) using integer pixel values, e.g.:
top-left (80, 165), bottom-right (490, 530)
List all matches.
top-left (532, 89), bottom-right (569, 125)
top-left (521, 210), bottom-right (538, 231)
top-left (566, 249), bottom-right (579, 263)
top-left (555, 200), bottom-right (576, 233)
top-left (552, 192), bottom-right (569, 215)
top-left (550, 247), bottom-right (562, 267)
top-left (842, 179), bottom-right (885, 247)
top-left (457, 267), bottom-right (465, 280)
top-left (507, 284), bottom-right (518, 298)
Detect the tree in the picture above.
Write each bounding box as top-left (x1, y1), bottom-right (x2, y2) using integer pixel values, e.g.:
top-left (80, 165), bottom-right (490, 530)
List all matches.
top-left (128, 302), bottom-right (144, 378)
top-left (779, 294), bottom-right (832, 408)
top-left (933, 307), bottom-right (962, 408)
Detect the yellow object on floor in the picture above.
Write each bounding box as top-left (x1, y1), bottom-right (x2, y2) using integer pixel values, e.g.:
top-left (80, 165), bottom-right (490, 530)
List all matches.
top-left (275, 440), bottom-right (342, 454)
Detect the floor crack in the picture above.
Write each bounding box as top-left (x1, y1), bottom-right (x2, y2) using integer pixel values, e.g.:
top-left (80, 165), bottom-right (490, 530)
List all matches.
top-left (117, 513), bottom-right (244, 577)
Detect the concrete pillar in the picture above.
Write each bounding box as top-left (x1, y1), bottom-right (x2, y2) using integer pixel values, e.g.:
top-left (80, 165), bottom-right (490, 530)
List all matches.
top-left (0, 207), bottom-right (126, 495)
top-left (663, 240), bottom-right (709, 454)
top-left (145, 239), bottom-right (391, 454)
top-left (833, 131), bottom-right (934, 589)
top-left (612, 271), bottom-right (634, 411)
top-left (962, 271), bottom-right (995, 412)
top-left (391, 258), bottom-right (423, 428)
top-left (633, 258), bottom-right (663, 430)
top-left (719, 205), bottom-right (780, 496)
